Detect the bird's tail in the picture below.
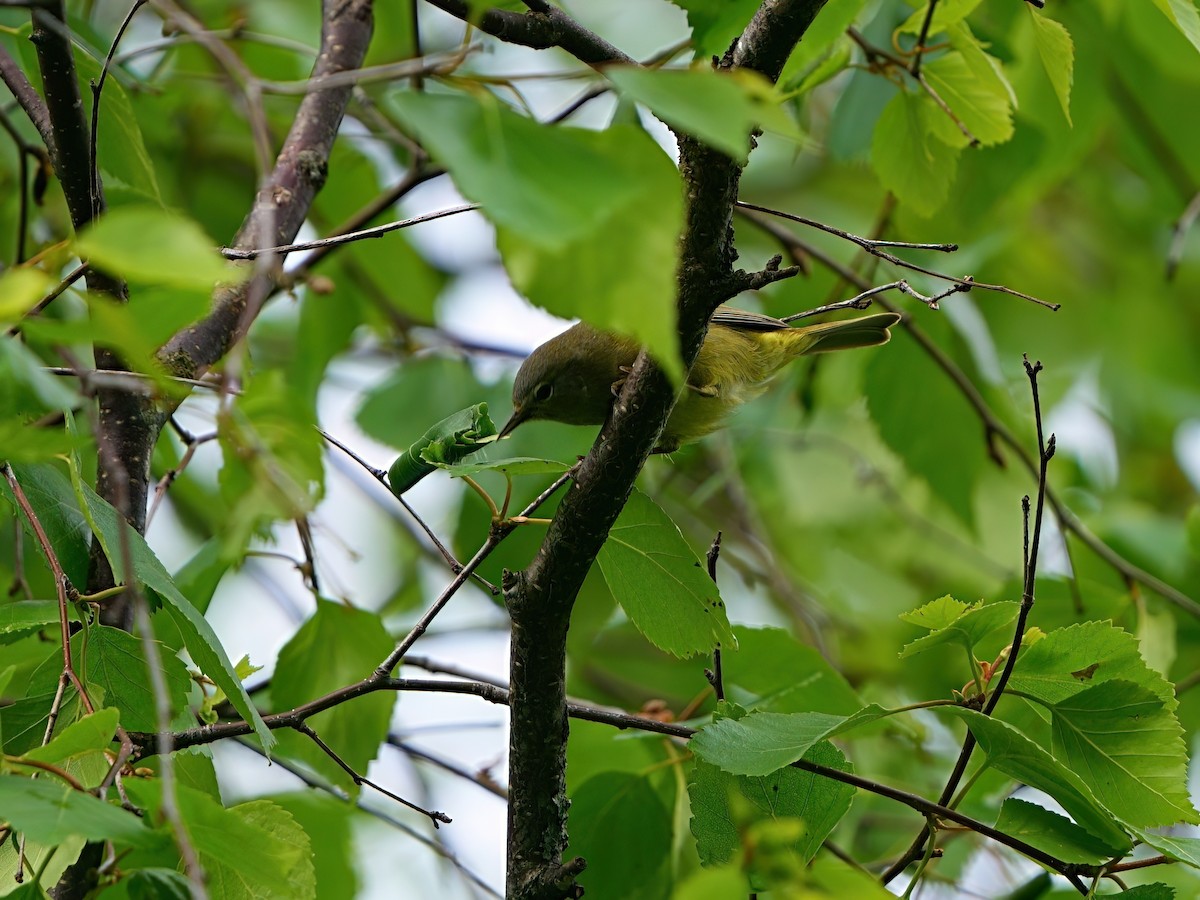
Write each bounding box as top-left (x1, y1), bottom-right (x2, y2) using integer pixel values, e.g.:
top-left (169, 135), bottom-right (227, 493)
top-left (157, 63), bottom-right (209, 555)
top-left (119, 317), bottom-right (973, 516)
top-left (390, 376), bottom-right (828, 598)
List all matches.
top-left (789, 312), bottom-right (902, 354)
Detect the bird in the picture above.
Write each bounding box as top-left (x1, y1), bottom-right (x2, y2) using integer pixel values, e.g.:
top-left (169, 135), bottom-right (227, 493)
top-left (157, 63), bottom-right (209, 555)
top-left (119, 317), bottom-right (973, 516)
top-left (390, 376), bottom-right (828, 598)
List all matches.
top-left (499, 306), bottom-right (902, 452)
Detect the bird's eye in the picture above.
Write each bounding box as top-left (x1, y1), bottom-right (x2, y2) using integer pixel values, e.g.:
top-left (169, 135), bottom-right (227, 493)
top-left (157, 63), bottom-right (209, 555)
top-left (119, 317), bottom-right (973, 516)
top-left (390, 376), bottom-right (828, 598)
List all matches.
top-left (534, 382), bottom-right (554, 402)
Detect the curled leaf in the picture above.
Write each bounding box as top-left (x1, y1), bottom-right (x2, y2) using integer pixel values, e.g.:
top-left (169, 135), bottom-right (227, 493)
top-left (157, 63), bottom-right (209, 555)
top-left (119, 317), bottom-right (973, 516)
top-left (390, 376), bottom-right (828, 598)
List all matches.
top-left (387, 403), bottom-right (497, 495)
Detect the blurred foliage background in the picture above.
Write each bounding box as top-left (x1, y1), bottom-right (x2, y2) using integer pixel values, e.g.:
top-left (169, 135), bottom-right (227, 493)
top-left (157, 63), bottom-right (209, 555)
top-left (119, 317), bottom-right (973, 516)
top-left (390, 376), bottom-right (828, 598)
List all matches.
top-left (2, 0), bottom-right (1199, 896)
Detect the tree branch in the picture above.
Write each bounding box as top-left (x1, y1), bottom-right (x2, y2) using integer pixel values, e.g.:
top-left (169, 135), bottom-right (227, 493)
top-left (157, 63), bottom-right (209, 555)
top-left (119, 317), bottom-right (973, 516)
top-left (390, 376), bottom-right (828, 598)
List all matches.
top-left (0, 44), bottom-right (54, 151)
top-left (500, 3), bottom-right (830, 897)
top-left (73, 0), bottom-right (375, 632)
top-left (158, 0), bottom-right (376, 376)
top-left (422, 0), bottom-right (634, 67)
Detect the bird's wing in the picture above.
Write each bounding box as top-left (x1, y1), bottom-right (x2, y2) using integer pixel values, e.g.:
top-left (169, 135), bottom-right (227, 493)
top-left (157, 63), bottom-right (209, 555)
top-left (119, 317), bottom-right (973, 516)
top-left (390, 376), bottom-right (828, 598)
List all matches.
top-left (709, 305), bottom-right (790, 332)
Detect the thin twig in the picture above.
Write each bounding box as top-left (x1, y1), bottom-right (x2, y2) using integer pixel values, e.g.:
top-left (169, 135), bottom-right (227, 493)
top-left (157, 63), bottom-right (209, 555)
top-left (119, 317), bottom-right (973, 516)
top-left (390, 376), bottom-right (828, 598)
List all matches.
top-left (6, 263), bottom-right (89, 337)
top-left (255, 46), bottom-right (475, 95)
top-left (235, 738), bottom-right (503, 898)
top-left (376, 465), bottom-right (578, 675)
top-left (909, 0), bottom-right (940, 77)
top-left (147, 676), bottom-right (1087, 891)
top-left (704, 532), bottom-right (725, 702)
top-left (1, 464), bottom-right (96, 732)
top-left (317, 428), bottom-right (499, 594)
top-left (221, 204), bottom-right (480, 260)
top-left (388, 735), bottom-right (508, 800)
top-left (294, 722), bottom-right (451, 826)
top-left (146, 428), bottom-right (218, 528)
top-left (882, 357), bottom-right (1056, 886)
top-left (89, 0), bottom-right (149, 219)
top-left (736, 201), bottom-right (1059, 310)
top-left (756, 224), bottom-right (1197, 618)
top-left (1167, 189), bottom-right (1200, 281)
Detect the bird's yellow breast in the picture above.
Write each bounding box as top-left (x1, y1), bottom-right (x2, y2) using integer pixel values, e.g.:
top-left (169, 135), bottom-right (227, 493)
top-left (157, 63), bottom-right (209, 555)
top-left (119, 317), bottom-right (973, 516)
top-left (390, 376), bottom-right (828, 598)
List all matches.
top-left (662, 325), bottom-right (814, 450)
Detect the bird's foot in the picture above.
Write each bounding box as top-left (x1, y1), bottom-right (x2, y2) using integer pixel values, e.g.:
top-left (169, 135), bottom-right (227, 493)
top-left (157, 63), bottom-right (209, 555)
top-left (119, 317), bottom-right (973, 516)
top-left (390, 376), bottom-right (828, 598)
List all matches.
top-left (610, 365), bottom-right (634, 398)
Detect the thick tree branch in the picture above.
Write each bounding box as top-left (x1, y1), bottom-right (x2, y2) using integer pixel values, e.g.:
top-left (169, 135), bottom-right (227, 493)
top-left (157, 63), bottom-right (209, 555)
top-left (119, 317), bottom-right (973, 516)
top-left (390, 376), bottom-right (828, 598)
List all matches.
top-left (501, 2), bottom-right (830, 897)
top-left (729, 0), bottom-right (830, 80)
top-left (422, 0), bottom-right (634, 66)
top-left (23, 3), bottom-right (146, 635)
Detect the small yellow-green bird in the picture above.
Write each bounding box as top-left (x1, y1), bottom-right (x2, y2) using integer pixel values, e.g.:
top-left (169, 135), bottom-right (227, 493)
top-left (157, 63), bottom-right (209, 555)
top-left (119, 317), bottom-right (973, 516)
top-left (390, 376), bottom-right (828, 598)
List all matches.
top-left (500, 306), bottom-right (901, 452)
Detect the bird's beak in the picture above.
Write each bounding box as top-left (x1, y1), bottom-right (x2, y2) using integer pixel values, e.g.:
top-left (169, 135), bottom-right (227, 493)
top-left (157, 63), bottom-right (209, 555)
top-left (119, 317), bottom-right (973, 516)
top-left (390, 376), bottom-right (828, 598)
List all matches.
top-left (498, 407), bottom-right (527, 439)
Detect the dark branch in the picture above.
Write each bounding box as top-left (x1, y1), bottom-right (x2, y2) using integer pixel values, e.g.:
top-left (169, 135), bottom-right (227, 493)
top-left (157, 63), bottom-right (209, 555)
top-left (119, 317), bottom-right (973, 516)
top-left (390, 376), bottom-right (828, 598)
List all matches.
top-left (422, 0), bottom-right (633, 66)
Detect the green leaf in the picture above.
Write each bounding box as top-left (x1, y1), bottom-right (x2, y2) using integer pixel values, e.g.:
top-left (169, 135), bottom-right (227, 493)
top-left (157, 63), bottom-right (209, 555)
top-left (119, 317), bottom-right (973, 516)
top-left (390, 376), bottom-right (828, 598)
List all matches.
top-left (72, 51), bottom-right (161, 201)
top-left (779, 0), bottom-right (866, 89)
top-left (994, 798), bottom-right (1117, 864)
top-left (921, 52), bottom-right (1014, 146)
top-left (390, 91), bottom-right (683, 382)
top-left (0, 337), bottom-right (81, 422)
top-left (126, 782), bottom-right (315, 899)
top-left (723, 627), bottom-right (862, 715)
top-left (23, 707), bottom-right (119, 765)
top-left (386, 403), bottom-right (497, 495)
top-left (864, 327), bottom-right (987, 527)
top-left (690, 705), bottom-right (891, 776)
top-left (940, 708), bottom-right (1131, 852)
top-left (792, 37), bottom-right (853, 97)
top-left (899, 597), bottom-right (1018, 658)
top-left (1152, 0), bottom-right (1200, 55)
top-left (1008, 621), bottom-right (1176, 709)
top-left (65, 464), bottom-right (274, 753)
top-left (268, 793), bottom-right (359, 899)
top-left (76, 206), bottom-right (241, 290)
top-left (87, 287), bottom-right (212, 379)
top-left (948, 22), bottom-right (1017, 109)
top-left (219, 800), bottom-right (317, 900)
top-left (127, 868), bottom-right (195, 900)
top-left (1046, 680), bottom-right (1197, 827)
top-left (1027, 8), bottom-right (1075, 125)
top-left (4, 883), bottom-right (52, 900)
top-left (79, 626), bottom-right (191, 732)
top-left (271, 599), bottom-right (395, 794)
top-left (356, 357), bottom-right (492, 450)
top-left (898, 0), bottom-right (984, 35)
top-left (669, 0), bottom-right (759, 59)
top-left (0, 268), bottom-right (54, 325)
top-left (566, 772), bottom-right (672, 900)
top-left (1112, 886), bottom-right (1175, 900)
top-left (870, 90), bottom-right (960, 217)
top-left (1136, 831), bottom-right (1200, 869)
top-left (689, 741), bottom-right (854, 872)
top-left (0, 691), bottom-right (59, 756)
top-left (0, 601), bottom-right (59, 637)
top-left (899, 594), bottom-right (971, 629)
top-left (596, 488), bottom-right (736, 658)
top-left (606, 67), bottom-right (802, 164)
top-left (4, 463), bottom-right (92, 586)
top-left (0, 773), bottom-right (157, 847)
top-left (217, 369), bottom-right (325, 557)
top-left (172, 538), bottom-right (232, 620)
